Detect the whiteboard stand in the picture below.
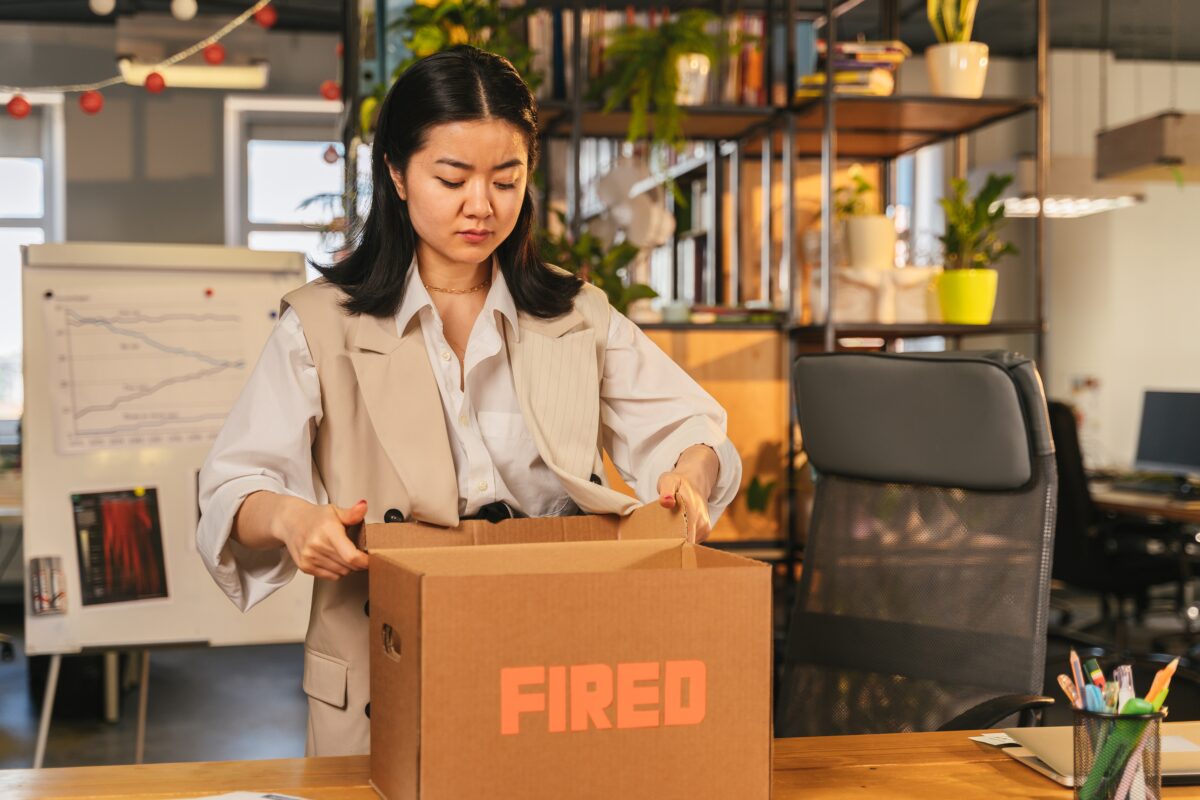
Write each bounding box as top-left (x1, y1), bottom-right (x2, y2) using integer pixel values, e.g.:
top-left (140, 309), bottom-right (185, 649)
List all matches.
top-left (134, 650), bottom-right (150, 764)
top-left (33, 654), bottom-right (60, 769)
top-left (104, 652), bottom-right (119, 723)
top-left (33, 649), bottom-right (153, 769)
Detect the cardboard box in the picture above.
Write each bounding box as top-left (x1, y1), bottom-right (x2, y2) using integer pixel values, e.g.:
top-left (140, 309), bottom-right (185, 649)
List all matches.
top-left (364, 504), bottom-right (772, 799)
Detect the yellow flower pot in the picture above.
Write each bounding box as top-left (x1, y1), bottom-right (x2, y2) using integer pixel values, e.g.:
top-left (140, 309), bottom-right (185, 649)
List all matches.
top-left (937, 268), bottom-right (998, 325)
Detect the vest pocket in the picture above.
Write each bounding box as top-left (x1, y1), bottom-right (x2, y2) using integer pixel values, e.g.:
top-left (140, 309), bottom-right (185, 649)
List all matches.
top-left (303, 647), bottom-right (349, 709)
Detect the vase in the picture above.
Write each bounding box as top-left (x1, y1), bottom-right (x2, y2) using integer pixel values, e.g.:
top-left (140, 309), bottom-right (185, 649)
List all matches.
top-left (675, 53), bottom-right (711, 106)
top-left (926, 42), bottom-right (989, 99)
top-left (937, 268), bottom-right (998, 324)
top-left (845, 215), bottom-right (896, 270)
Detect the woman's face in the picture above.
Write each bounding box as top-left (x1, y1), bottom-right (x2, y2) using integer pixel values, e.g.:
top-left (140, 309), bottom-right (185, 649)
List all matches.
top-left (389, 118), bottom-right (529, 270)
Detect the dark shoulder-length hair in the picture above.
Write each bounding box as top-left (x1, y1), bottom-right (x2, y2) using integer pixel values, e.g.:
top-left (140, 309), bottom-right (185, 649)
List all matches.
top-left (315, 45), bottom-right (581, 319)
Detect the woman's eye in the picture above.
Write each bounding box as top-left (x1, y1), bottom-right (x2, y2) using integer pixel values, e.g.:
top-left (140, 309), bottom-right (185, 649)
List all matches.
top-left (437, 178), bottom-right (464, 188)
top-left (495, 182), bottom-right (516, 190)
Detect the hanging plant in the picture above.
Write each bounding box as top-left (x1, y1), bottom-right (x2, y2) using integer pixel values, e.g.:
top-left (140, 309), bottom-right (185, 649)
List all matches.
top-left (590, 10), bottom-right (727, 152)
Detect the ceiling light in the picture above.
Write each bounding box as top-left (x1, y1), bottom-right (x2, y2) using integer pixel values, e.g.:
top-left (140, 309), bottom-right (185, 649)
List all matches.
top-left (979, 155), bottom-right (1144, 220)
top-left (117, 57), bottom-right (270, 90)
top-left (1001, 195), bottom-right (1141, 219)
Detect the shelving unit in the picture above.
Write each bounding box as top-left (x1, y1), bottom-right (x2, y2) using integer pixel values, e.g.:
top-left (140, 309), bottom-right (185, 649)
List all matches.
top-left (529, 0), bottom-right (1049, 575)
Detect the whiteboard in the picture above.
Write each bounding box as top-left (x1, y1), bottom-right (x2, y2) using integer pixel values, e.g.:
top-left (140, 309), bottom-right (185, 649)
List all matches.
top-left (21, 242), bottom-right (315, 655)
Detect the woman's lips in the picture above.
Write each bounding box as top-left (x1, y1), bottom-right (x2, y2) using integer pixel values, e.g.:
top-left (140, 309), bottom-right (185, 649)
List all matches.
top-left (458, 230), bottom-right (492, 244)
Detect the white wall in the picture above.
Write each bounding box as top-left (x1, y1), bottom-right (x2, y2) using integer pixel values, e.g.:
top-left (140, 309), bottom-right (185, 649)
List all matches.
top-left (1043, 51), bottom-right (1200, 468)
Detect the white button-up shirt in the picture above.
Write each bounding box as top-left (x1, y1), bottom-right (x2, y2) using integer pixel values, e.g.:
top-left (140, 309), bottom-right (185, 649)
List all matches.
top-left (198, 262), bottom-right (741, 564)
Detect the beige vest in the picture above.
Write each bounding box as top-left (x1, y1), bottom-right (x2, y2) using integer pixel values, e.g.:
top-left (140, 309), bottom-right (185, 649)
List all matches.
top-left (280, 275), bottom-right (637, 757)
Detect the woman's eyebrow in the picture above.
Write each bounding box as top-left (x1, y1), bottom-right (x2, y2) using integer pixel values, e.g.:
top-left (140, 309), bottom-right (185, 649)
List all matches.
top-left (434, 157), bottom-right (525, 171)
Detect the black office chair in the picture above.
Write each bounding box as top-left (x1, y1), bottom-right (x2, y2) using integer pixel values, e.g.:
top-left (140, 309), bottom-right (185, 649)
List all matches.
top-left (1047, 400), bottom-right (1183, 644)
top-left (776, 351), bottom-right (1057, 737)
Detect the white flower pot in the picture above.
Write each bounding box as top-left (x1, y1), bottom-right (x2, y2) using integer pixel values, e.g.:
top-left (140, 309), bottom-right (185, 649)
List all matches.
top-left (845, 215), bottom-right (896, 270)
top-left (926, 42), bottom-right (989, 99)
top-left (675, 53), bottom-right (711, 106)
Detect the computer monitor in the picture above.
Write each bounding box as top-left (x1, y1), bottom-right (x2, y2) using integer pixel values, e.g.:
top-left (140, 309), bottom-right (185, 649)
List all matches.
top-left (1134, 390), bottom-right (1200, 476)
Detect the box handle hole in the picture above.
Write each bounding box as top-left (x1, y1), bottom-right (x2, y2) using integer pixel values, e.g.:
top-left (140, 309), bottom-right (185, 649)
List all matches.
top-left (381, 623), bottom-right (402, 663)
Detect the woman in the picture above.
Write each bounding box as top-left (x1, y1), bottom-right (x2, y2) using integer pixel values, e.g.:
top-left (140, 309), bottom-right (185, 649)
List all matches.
top-left (197, 46), bottom-right (741, 757)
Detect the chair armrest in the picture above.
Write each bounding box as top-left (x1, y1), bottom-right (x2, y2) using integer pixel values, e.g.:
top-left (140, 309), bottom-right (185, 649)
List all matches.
top-left (937, 694), bottom-right (1055, 731)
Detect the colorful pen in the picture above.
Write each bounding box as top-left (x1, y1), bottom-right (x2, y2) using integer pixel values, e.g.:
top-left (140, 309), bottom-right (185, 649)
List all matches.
top-left (1070, 649), bottom-right (1087, 709)
top-left (1058, 673), bottom-right (1081, 708)
top-left (1145, 657), bottom-right (1179, 707)
top-left (1085, 658), bottom-right (1106, 690)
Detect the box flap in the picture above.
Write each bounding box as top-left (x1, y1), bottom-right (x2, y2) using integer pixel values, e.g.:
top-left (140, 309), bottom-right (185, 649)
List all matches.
top-left (363, 501), bottom-right (686, 553)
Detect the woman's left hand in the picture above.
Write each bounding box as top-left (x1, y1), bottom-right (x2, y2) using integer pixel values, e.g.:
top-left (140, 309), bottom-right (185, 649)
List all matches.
top-left (656, 472), bottom-right (711, 543)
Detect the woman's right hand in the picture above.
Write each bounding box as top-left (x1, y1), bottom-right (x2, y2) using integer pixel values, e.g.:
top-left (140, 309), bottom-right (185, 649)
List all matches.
top-left (275, 498), bottom-right (371, 580)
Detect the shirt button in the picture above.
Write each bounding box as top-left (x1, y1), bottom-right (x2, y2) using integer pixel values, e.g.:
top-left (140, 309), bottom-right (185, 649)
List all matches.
top-left (441, 351), bottom-right (452, 361)
top-left (459, 414), bottom-right (469, 426)
top-left (478, 481), bottom-right (488, 492)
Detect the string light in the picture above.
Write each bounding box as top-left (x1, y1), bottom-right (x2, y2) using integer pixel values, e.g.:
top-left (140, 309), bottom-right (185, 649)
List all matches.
top-left (204, 43), bottom-right (227, 65)
top-left (4, 0), bottom-right (341, 120)
top-left (171, 0), bottom-right (199, 22)
top-left (1, 0), bottom-right (274, 98)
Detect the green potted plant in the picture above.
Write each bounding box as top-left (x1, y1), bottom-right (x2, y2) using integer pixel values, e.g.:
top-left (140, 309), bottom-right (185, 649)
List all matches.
top-left (591, 10), bottom-right (727, 152)
top-left (837, 164), bottom-right (895, 270)
top-left (537, 212), bottom-right (658, 315)
top-left (926, 0), bottom-right (989, 98)
top-left (936, 173), bottom-right (1017, 324)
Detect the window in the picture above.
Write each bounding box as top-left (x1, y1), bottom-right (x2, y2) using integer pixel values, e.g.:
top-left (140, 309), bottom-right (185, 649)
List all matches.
top-left (0, 93), bottom-right (64, 430)
top-left (225, 96), bottom-right (370, 280)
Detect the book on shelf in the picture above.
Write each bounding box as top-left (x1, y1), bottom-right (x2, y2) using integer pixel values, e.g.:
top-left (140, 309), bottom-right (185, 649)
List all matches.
top-left (817, 39), bottom-right (912, 60)
top-left (797, 39), bottom-right (908, 99)
top-left (796, 68), bottom-right (896, 98)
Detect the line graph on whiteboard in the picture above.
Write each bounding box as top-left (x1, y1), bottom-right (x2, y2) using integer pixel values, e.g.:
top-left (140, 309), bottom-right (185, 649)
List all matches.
top-left (43, 292), bottom-right (252, 454)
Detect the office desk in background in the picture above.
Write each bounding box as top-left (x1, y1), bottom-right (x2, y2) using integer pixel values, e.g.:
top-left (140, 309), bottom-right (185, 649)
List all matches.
top-left (2, 731), bottom-right (1197, 799)
top-left (1091, 484), bottom-right (1200, 526)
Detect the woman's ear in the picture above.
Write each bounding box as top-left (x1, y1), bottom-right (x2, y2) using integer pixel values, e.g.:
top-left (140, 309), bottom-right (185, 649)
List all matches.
top-left (384, 157), bottom-right (407, 202)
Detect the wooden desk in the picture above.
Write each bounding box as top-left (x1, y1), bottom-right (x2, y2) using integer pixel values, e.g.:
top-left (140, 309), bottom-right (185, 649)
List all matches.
top-left (4, 731), bottom-right (1200, 799)
top-left (1092, 485), bottom-right (1200, 526)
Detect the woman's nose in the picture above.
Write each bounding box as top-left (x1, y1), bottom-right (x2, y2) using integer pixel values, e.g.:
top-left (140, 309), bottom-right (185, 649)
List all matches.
top-left (464, 181), bottom-right (493, 218)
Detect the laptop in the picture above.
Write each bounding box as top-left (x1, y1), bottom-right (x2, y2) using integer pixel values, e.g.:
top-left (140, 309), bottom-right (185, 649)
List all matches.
top-left (1002, 723), bottom-right (1200, 786)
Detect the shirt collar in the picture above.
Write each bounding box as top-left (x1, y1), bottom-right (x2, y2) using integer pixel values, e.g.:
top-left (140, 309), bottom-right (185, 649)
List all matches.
top-left (395, 254), bottom-right (519, 340)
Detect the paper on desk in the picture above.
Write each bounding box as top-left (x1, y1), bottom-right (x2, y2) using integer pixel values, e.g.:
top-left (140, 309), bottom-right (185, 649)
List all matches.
top-left (970, 733), bottom-right (1018, 747)
top-left (187, 794), bottom-right (309, 800)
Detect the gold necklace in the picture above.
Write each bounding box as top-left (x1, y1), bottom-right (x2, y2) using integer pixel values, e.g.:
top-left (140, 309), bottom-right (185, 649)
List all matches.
top-left (423, 277), bottom-right (491, 295)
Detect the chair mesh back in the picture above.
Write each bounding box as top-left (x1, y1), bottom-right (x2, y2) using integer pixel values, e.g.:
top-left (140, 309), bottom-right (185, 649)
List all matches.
top-left (777, 352), bottom-right (1057, 737)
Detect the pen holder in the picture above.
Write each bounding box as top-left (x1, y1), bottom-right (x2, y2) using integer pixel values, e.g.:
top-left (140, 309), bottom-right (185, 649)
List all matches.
top-left (1073, 709), bottom-right (1163, 800)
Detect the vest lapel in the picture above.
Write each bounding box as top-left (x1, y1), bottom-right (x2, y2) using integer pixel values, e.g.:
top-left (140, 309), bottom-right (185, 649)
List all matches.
top-left (348, 313), bottom-right (459, 527)
top-left (508, 309), bottom-right (639, 515)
